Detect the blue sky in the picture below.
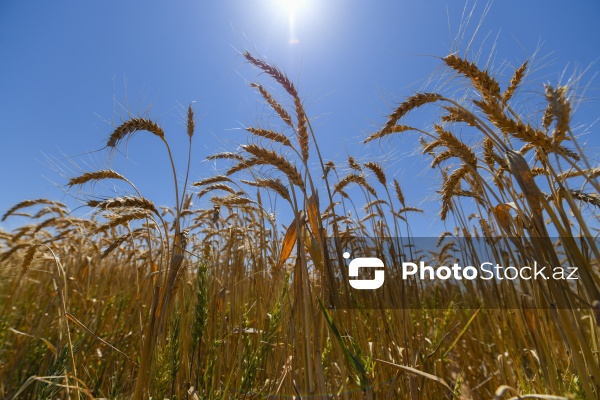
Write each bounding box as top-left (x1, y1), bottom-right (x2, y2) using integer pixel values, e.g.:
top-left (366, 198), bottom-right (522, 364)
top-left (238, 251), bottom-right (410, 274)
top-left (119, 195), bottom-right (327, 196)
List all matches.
top-left (1, 1), bottom-right (599, 234)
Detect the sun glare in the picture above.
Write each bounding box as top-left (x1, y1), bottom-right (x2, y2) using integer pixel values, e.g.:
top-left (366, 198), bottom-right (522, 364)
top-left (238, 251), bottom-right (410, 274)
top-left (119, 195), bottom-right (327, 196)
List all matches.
top-left (276, 0), bottom-right (306, 14)
top-left (274, 0), bottom-right (307, 44)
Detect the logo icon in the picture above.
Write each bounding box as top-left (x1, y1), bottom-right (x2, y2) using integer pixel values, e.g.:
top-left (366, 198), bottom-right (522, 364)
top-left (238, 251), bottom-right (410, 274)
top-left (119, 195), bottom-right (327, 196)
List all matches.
top-left (344, 252), bottom-right (385, 290)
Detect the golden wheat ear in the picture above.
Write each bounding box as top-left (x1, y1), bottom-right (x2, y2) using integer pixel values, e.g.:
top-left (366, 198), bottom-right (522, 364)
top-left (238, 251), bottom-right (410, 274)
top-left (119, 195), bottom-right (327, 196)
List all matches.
top-left (68, 170), bottom-right (128, 187)
top-left (363, 162), bottom-right (387, 186)
top-left (2, 199), bottom-right (66, 222)
top-left (240, 144), bottom-right (304, 188)
top-left (502, 60), bottom-right (528, 103)
top-left (196, 184), bottom-right (237, 200)
top-left (243, 51), bottom-right (299, 98)
top-left (192, 175), bottom-right (234, 187)
top-left (250, 82), bottom-right (293, 128)
top-left (107, 118), bottom-right (165, 148)
top-left (87, 195), bottom-right (159, 215)
top-left (367, 93), bottom-right (443, 143)
top-left (443, 54), bottom-right (501, 100)
top-left (246, 127), bottom-right (292, 147)
top-left (241, 178), bottom-right (291, 203)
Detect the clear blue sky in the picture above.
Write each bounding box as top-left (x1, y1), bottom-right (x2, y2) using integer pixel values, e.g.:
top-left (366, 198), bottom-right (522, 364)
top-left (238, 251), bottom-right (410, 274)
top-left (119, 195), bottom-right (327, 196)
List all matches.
top-left (1, 1), bottom-right (599, 233)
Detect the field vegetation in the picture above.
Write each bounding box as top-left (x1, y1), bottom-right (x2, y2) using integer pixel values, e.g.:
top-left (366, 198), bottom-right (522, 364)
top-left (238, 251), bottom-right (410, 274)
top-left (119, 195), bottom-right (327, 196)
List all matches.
top-left (0, 47), bottom-right (599, 399)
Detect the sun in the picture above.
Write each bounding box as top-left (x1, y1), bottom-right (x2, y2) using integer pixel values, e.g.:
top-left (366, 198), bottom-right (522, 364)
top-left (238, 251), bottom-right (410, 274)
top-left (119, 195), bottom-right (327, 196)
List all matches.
top-left (273, 0), bottom-right (308, 44)
top-left (276, 0), bottom-right (307, 14)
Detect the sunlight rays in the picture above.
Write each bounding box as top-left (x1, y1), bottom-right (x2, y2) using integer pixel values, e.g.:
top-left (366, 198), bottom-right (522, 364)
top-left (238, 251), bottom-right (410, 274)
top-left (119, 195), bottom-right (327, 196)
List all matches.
top-left (275, 0), bottom-right (307, 44)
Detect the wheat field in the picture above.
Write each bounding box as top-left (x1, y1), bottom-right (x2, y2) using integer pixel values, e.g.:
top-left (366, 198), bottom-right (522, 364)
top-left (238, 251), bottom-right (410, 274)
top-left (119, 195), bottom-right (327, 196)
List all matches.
top-left (1, 49), bottom-right (599, 399)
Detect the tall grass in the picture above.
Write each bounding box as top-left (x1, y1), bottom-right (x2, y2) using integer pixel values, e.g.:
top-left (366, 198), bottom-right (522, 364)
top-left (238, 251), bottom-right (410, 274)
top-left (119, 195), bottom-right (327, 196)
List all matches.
top-left (0, 49), bottom-right (598, 399)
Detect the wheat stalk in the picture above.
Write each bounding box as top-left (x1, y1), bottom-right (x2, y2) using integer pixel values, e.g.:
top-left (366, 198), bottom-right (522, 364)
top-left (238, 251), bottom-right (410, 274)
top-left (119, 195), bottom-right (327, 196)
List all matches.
top-left (503, 60), bottom-right (528, 103)
top-left (250, 83), bottom-right (293, 128)
top-left (207, 152), bottom-right (245, 161)
top-left (441, 105), bottom-right (480, 128)
top-left (227, 157), bottom-right (261, 176)
top-left (569, 189), bottom-right (600, 208)
top-left (393, 179), bottom-right (406, 207)
top-left (240, 144), bottom-right (304, 188)
top-left (443, 54), bottom-right (501, 100)
top-left (294, 97), bottom-right (309, 162)
top-left (187, 105), bottom-right (195, 138)
top-left (440, 166), bottom-right (469, 220)
top-left (68, 170), bottom-right (128, 187)
top-left (364, 162), bottom-right (387, 186)
top-left (2, 199), bottom-right (66, 222)
top-left (244, 51), bottom-right (298, 98)
top-left (246, 127), bottom-right (291, 147)
top-left (367, 93), bottom-right (442, 142)
top-left (430, 125), bottom-right (477, 167)
top-left (364, 125), bottom-right (418, 143)
top-left (192, 175), bottom-right (234, 187)
top-left (334, 174), bottom-right (377, 197)
top-left (88, 196), bottom-right (158, 215)
top-left (107, 118), bottom-right (165, 148)
top-left (197, 184), bottom-right (237, 199)
top-left (95, 211), bottom-right (151, 233)
top-left (211, 195), bottom-right (253, 206)
top-left (241, 178), bottom-right (291, 203)
top-left (558, 167), bottom-right (600, 180)
top-left (545, 85), bottom-right (571, 145)
top-left (101, 234), bottom-right (129, 258)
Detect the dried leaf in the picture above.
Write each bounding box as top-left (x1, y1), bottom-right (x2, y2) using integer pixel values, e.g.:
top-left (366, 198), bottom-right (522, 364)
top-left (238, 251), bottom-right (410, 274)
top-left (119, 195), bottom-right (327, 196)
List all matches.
top-left (303, 229), bottom-right (322, 269)
top-left (506, 150), bottom-right (543, 220)
top-left (306, 192), bottom-right (320, 237)
top-left (278, 216), bottom-right (299, 270)
top-left (493, 204), bottom-right (513, 235)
